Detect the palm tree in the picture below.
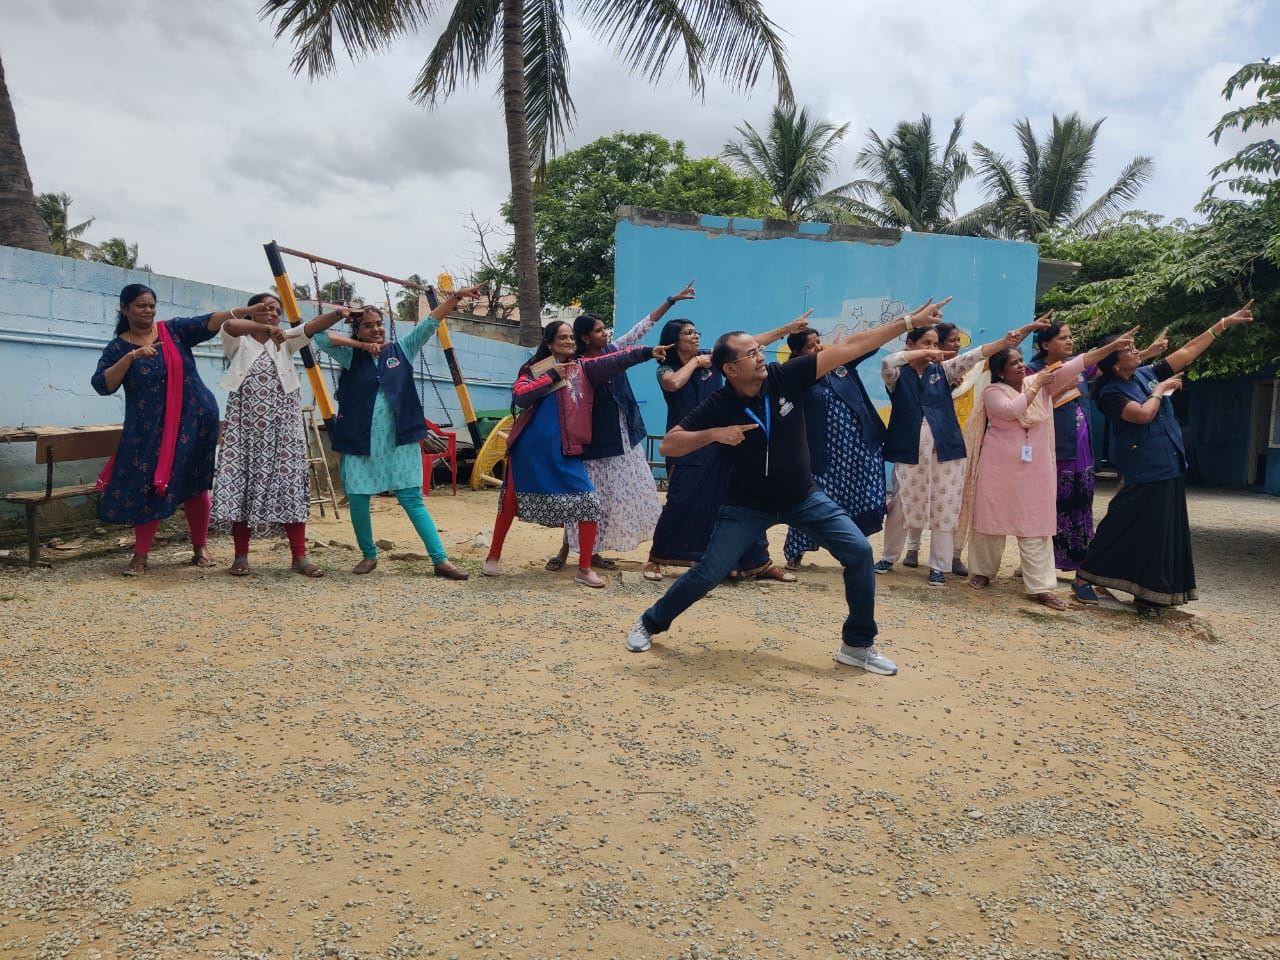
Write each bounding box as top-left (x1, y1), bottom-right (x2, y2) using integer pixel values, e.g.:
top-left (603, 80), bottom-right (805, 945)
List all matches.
top-left (722, 105), bottom-right (852, 220)
top-left (972, 113), bottom-right (1153, 239)
top-left (93, 236), bottom-right (149, 270)
top-left (843, 114), bottom-right (993, 234)
top-left (261, 1), bottom-right (792, 346)
top-left (35, 192), bottom-right (98, 259)
top-left (0, 55), bottom-right (53, 253)
top-left (397, 272), bottom-right (426, 324)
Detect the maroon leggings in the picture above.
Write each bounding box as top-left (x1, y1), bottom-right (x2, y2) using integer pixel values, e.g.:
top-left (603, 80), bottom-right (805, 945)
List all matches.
top-left (133, 491), bottom-right (211, 555)
top-left (233, 521), bottom-right (307, 561)
top-left (487, 476), bottom-right (597, 571)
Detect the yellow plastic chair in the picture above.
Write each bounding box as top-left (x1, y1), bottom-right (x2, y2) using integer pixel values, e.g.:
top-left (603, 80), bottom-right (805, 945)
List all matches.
top-left (470, 414), bottom-right (513, 490)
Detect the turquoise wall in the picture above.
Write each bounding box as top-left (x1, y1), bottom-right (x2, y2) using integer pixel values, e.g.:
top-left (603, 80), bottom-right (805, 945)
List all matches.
top-left (0, 244), bottom-right (527, 523)
top-left (613, 211), bottom-right (1040, 440)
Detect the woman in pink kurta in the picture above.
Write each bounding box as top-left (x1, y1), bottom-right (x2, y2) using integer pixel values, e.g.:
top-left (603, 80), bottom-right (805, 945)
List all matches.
top-left (968, 336), bottom-right (1132, 609)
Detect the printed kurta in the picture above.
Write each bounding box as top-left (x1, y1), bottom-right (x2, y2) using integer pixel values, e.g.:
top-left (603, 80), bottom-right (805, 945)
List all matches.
top-left (211, 349), bottom-right (310, 537)
top-left (313, 317), bottom-right (438, 495)
top-left (91, 315), bottom-right (221, 525)
top-left (882, 349), bottom-right (985, 532)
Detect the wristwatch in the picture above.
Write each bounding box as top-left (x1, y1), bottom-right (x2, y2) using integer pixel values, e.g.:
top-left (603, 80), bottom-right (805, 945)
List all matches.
top-left (665, 296), bottom-right (677, 306)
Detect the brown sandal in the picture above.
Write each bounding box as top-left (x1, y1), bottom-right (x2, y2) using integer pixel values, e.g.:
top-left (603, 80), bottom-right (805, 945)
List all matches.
top-left (642, 562), bottom-right (663, 582)
top-left (229, 556), bottom-right (252, 577)
top-left (191, 547), bottom-right (214, 568)
top-left (969, 575), bottom-right (990, 590)
top-left (122, 556), bottom-right (150, 577)
top-left (292, 558), bottom-right (324, 578)
top-left (352, 557), bottom-right (378, 575)
top-left (1032, 592), bottom-right (1068, 611)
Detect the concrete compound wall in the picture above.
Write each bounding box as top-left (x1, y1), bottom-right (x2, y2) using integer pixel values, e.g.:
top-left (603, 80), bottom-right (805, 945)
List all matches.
top-left (0, 244), bottom-right (528, 529)
top-left (612, 208), bottom-right (1040, 442)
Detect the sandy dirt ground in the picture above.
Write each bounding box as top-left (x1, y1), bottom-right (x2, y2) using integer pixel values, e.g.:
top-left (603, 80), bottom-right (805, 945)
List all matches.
top-left (1, 481), bottom-right (1277, 959)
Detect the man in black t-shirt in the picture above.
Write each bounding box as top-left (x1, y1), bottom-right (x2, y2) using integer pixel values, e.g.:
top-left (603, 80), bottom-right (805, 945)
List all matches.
top-left (626, 298), bottom-right (951, 675)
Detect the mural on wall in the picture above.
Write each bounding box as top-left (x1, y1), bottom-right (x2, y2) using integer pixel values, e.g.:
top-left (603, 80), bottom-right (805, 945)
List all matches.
top-left (613, 209), bottom-right (1038, 441)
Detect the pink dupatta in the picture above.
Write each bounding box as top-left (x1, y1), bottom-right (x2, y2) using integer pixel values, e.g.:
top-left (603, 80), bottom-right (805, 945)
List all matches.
top-left (96, 320), bottom-right (185, 495)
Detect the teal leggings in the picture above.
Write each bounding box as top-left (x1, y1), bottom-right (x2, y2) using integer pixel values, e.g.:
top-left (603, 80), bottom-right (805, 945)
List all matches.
top-left (348, 488), bottom-right (446, 564)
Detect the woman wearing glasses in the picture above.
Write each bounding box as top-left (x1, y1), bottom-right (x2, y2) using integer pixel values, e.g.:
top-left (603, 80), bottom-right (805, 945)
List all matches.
top-left (1079, 303), bottom-right (1254, 616)
top-left (643, 313), bottom-right (812, 582)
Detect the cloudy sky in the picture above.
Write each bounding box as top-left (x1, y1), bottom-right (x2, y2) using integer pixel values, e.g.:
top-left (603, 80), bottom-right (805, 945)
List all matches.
top-left (3, 0), bottom-right (1276, 301)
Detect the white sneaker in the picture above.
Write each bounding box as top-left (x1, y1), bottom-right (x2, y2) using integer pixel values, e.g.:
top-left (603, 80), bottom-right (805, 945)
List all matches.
top-left (626, 619), bottom-right (652, 653)
top-left (834, 643), bottom-right (898, 676)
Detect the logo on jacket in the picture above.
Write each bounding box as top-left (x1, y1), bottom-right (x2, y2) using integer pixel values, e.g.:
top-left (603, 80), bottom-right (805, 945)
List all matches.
top-left (834, 366), bottom-right (848, 378)
top-left (699, 369), bottom-right (712, 381)
top-left (779, 398), bottom-right (794, 417)
top-left (928, 372), bottom-right (942, 385)
top-left (386, 356), bottom-right (401, 369)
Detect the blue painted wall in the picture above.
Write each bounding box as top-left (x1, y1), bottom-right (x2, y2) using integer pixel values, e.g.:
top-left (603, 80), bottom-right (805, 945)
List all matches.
top-left (613, 211), bottom-right (1040, 441)
top-left (0, 244), bottom-right (527, 524)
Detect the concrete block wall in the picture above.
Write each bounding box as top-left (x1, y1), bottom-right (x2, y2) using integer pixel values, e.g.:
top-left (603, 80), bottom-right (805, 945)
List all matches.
top-left (0, 244), bottom-right (526, 530)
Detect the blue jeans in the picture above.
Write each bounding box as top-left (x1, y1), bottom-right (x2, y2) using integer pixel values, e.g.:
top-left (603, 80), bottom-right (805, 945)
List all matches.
top-left (641, 490), bottom-right (878, 647)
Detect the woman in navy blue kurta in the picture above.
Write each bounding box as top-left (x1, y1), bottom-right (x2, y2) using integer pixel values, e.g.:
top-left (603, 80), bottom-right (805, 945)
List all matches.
top-left (92, 284), bottom-right (277, 575)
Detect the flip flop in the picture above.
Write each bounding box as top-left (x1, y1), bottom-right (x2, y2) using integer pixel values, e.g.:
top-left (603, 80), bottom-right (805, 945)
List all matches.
top-left (591, 555), bottom-right (618, 571)
top-left (229, 557), bottom-right (251, 577)
top-left (191, 550), bottom-right (214, 568)
top-left (545, 555), bottom-right (568, 572)
top-left (642, 563), bottom-right (663, 582)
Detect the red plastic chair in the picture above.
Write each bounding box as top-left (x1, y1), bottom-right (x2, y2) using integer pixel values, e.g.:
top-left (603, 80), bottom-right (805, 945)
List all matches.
top-left (421, 419), bottom-right (458, 496)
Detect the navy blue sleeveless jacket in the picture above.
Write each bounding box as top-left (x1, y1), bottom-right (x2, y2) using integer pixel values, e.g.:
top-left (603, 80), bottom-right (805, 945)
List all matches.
top-left (1098, 364), bottom-right (1186, 484)
top-left (803, 355), bottom-right (886, 474)
top-left (330, 341), bottom-right (428, 456)
top-left (582, 342), bottom-right (648, 460)
top-left (883, 360), bottom-right (966, 464)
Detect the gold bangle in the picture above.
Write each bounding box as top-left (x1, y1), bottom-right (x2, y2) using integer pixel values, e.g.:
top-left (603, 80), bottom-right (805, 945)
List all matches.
top-left (903, 315), bottom-right (912, 333)
top-left (1208, 325), bottom-right (1217, 340)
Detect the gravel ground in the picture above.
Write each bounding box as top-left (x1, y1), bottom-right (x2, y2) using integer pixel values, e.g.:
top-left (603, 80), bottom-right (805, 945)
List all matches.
top-left (0, 485), bottom-right (1276, 959)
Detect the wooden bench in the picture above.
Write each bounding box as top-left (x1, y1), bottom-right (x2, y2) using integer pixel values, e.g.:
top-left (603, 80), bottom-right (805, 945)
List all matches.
top-left (2, 426), bottom-right (122, 567)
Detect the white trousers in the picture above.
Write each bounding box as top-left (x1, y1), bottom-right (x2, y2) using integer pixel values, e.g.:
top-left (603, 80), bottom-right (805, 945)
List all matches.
top-left (904, 527), bottom-right (962, 560)
top-left (883, 497), bottom-right (954, 573)
top-left (967, 532), bottom-right (1057, 594)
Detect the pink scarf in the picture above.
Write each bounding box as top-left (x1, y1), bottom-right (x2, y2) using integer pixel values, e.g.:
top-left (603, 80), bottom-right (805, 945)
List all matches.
top-left (96, 320), bottom-right (185, 495)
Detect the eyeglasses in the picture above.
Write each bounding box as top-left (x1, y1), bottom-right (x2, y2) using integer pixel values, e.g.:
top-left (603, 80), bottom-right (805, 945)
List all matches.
top-left (727, 347), bottom-right (762, 365)
top-left (679, 329), bottom-right (699, 338)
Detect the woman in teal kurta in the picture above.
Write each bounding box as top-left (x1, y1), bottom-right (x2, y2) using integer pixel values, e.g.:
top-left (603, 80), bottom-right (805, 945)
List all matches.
top-left (313, 284), bottom-right (483, 578)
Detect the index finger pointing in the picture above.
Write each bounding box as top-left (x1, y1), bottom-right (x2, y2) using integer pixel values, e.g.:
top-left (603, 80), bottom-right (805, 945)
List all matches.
top-left (934, 295), bottom-right (953, 309)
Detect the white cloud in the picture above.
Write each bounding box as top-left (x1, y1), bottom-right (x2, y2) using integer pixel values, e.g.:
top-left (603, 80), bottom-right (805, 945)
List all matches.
top-left (2, 0), bottom-right (1276, 300)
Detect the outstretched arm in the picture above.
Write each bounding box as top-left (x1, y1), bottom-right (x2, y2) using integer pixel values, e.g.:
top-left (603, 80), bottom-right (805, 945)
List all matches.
top-left (1164, 303), bottom-right (1253, 373)
top-left (753, 309), bottom-right (815, 348)
top-left (615, 281), bottom-right (696, 348)
top-left (817, 297), bottom-right (951, 379)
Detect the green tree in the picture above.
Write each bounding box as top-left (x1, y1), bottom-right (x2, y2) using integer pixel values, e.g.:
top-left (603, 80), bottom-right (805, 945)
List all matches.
top-left (35, 192), bottom-right (97, 259)
top-left (1037, 206), bottom-right (1277, 379)
top-left (92, 236), bottom-right (150, 271)
top-left (318, 278), bottom-right (356, 304)
top-left (0, 54), bottom-right (52, 252)
top-left (292, 282), bottom-right (312, 302)
top-left (397, 273), bottom-right (426, 324)
top-left (723, 104), bottom-right (852, 220)
top-left (507, 132), bottom-right (772, 319)
top-left (261, 0), bottom-right (791, 346)
top-left (844, 114), bottom-right (992, 234)
top-left (972, 113), bottom-right (1153, 239)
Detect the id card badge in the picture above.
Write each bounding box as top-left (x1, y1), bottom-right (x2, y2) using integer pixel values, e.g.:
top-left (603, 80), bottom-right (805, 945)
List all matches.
top-left (1020, 444), bottom-right (1034, 463)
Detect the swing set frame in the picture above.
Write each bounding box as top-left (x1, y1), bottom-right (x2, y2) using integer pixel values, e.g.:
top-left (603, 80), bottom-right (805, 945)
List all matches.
top-left (262, 241), bottom-right (484, 449)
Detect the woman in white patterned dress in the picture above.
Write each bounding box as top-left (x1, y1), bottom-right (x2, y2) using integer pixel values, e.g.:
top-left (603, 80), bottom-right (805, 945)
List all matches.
top-left (876, 322), bottom-right (1037, 586)
top-left (549, 284), bottom-right (697, 570)
top-left (211, 293), bottom-right (349, 577)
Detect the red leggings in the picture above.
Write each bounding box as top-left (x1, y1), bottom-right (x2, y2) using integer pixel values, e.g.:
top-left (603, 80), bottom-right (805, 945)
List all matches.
top-left (233, 521), bottom-right (307, 561)
top-left (133, 491), bottom-right (211, 555)
top-left (487, 478), bottom-right (597, 571)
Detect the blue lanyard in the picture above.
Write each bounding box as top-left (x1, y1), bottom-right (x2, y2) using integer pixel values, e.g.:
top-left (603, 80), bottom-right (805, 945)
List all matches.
top-left (743, 391), bottom-right (771, 476)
